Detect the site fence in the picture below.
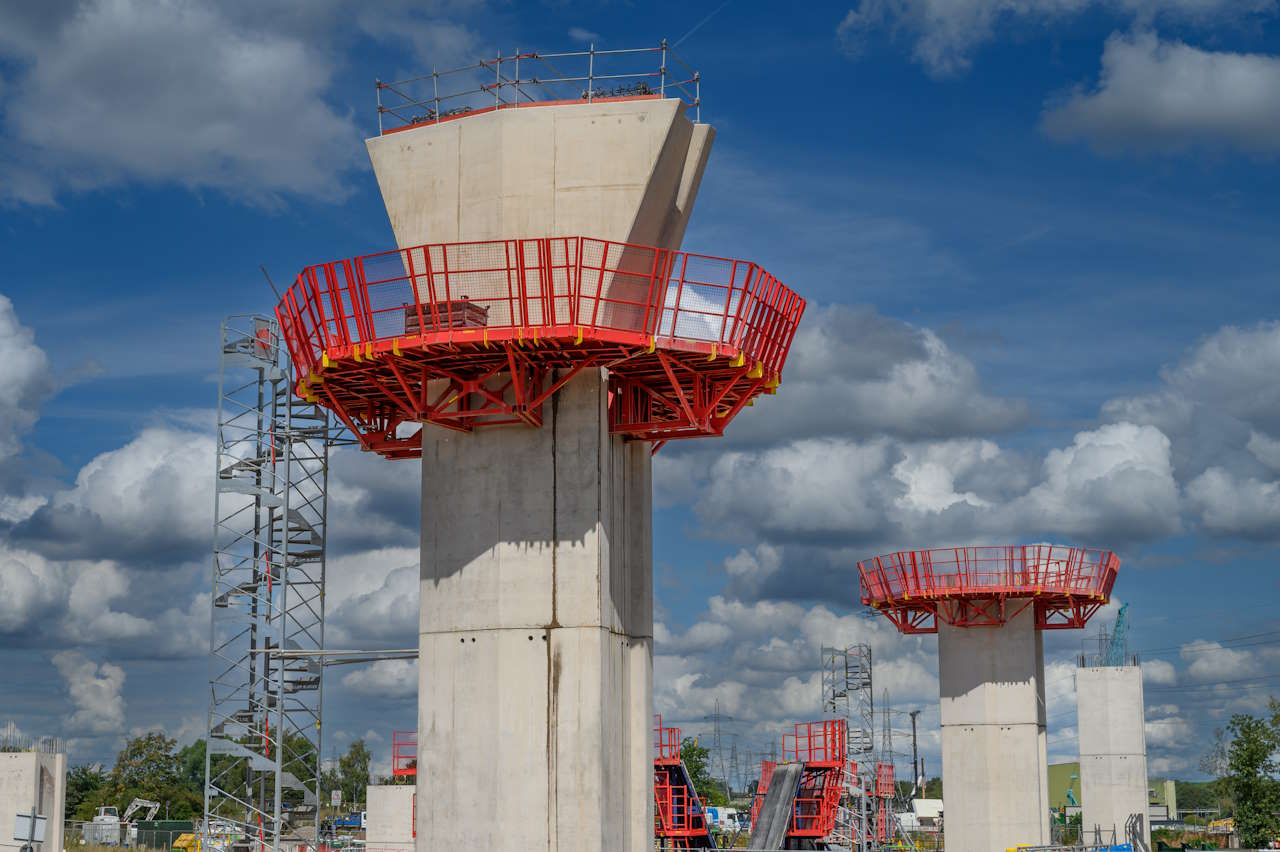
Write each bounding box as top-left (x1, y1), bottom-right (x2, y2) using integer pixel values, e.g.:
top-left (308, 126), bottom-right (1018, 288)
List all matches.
top-left (376, 41), bottom-right (700, 133)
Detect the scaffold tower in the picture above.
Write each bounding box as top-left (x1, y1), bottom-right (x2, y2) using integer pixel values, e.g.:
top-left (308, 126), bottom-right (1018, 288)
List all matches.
top-left (204, 316), bottom-right (343, 852)
top-left (821, 645), bottom-right (874, 758)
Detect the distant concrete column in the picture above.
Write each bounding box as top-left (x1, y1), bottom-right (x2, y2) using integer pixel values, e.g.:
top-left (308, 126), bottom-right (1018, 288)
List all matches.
top-left (416, 368), bottom-right (652, 852)
top-left (1078, 665), bottom-right (1150, 851)
top-left (938, 603), bottom-right (1050, 851)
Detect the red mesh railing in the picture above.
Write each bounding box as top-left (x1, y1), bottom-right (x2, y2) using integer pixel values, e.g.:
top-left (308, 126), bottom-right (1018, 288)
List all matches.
top-left (858, 545), bottom-right (1119, 606)
top-left (875, 763), bottom-right (894, 798)
top-left (858, 545), bottom-right (1120, 634)
top-left (783, 720), bottom-right (847, 766)
top-left (391, 730), bottom-right (416, 777)
top-left (654, 715), bottom-right (682, 763)
top-left (277, 235), bottom-right (802, 384)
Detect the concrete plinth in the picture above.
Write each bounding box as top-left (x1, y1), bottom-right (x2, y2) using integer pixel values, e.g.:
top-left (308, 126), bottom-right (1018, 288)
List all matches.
top-left (1078, 666), bottom-right (1150, 851)
top-left (0, 752), bottom-right (66, 852)
top-left (417, 368), bottom-right (652, 852)
top-left (938, 604), bottom-right (1049, 852)
top-left (367, 784), bottom-right (415, 852)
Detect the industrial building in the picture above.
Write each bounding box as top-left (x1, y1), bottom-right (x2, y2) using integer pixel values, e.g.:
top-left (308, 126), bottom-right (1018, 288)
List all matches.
top-left (1049, 763), bottom-right (1177, 824)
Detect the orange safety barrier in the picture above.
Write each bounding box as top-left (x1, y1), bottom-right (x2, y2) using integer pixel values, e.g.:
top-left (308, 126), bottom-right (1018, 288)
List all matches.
top-left (857, 544), bottom-right (1120, 634)
top-left (276, 235), bottom-right (804, 458)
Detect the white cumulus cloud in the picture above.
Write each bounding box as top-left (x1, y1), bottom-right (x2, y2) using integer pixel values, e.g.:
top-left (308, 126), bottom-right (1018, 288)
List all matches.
top-left (1043, 32), bottom-right (1280, 155)
top-left (53, 650), bottom-right (127, 735)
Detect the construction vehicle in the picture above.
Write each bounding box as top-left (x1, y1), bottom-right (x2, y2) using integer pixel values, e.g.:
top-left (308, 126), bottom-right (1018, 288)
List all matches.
top-left (85, 807), bottom-right (121, 846)
top-left (172, 833), bottom-right (200, 852)
top-left (121, 799), bottom-right (161, 823)
top-left (83, 799), bottom-right (162, 847)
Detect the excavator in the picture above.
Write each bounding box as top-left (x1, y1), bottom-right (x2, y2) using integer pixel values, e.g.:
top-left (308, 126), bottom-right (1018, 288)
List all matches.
top-left (87, 799), bottom-right (160, 847)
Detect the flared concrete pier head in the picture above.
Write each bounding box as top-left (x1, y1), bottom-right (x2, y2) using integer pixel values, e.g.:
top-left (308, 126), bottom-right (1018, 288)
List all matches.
top-left (858, 545), bottom-right (1121, 852)
top-left (370, 98), bottom-right (708, 851)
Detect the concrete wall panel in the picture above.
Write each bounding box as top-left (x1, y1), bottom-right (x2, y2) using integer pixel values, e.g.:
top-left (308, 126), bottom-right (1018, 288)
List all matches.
top-left (938, 606), bottom-right (1049, 851)
top-left (366, 784), bottom-right (415, 851)
top-left (418, 368), bottom-right (653, 852)
top-left (1078, 666), bottom-right (1150, 850)
top-left (367, 99), bottom-right (712, 252)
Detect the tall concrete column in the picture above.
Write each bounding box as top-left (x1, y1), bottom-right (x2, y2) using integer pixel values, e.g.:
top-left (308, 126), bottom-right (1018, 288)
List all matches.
top-left (1078, 666), bottom-right (1150, 851)
top-left (938, 603), bottom-right (1049, 851)
top-left (417, 368), bottom-right (652, 851)
top-left (366, 95), bottom-right (712, 852)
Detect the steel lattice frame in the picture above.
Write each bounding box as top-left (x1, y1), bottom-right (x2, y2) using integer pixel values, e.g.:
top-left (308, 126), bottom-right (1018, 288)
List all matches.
top-left (822, 645), bottom-right (880, 852)
top-left (204, 316), bottom-right (340, 852)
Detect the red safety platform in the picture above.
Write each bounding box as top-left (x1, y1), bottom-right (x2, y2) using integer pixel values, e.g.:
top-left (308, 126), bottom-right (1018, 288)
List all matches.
top-left (653, 716), bottom-right (714, 850)
top-left (275, 235), bottom-right (804, 458)
top-left (750, 719), bottom-right (848, 842)
top-left (858, 544), bottom-right (1120, 635)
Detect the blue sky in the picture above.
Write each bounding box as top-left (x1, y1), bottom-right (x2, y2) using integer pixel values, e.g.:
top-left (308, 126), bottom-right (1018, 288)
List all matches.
top-left (2, 0), bottom-right (1280, 785)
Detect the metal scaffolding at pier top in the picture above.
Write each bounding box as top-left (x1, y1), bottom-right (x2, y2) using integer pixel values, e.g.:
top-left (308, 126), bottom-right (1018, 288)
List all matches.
top-left (204, 316), bottom-right (346, 852)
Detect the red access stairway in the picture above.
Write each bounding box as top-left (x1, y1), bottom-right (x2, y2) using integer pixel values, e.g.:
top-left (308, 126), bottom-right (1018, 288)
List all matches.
top-left (750, 719), bottom-right (849, 845)
top-left (654, 716), bottom-right (715, 850)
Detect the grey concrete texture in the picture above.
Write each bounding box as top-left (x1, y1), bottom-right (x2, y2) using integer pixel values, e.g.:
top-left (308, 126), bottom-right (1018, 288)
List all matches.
top-left (417, 369), bottom-right (653, 852)
top-left (367, 99), bottom-right (713, 252)
top-left (1078, 665), bottom-right (1151, 851)
top-left (938, 604), bottom-right (1050, 851)
top-left (366, 784), bottom-right (415, 852)
top-left (0, 752), bottom-right (66, 852)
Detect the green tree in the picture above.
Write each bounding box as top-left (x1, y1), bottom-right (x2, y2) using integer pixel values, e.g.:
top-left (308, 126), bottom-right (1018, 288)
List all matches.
top-left (76, 732), bottom-right (203, 821)
top-left (1224, 711), bottom-right (1280, 847)
top-left (338, 741), bottom-right (371, 809)
top-left (680, 736), bottom-right (728, 807)
top-left (176, 740), bottom-right (206, 795)
top-left (65, 764), bottom-right (106, 819)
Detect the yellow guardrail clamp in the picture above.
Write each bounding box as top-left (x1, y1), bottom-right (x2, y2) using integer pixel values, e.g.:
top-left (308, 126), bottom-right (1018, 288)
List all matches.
top-left (747, 362), bottom-right (763, 379)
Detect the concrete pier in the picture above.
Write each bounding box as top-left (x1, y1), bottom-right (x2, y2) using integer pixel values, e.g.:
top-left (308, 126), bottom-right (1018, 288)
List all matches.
top-left (1078, 665), bottom-right (1150, 851)
top-left (365, 97), bottom-right (712, 852)
top-left (938, 604), bottom-right (1050, 851)
top-left (416, 369), bottom-right (651, 850)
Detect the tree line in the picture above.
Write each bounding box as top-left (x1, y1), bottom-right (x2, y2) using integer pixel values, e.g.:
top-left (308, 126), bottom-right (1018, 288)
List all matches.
top-left (1198, 699), bottom-right (1280, 848)
top-left (64, 733), bottom-right (382, 822)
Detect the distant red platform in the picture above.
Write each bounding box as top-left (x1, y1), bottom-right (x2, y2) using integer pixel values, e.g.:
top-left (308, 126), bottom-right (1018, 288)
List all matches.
top-left (276, 235), bottom-right (804, 458)
top-left (858, 544), bottom-right (1120, 634)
